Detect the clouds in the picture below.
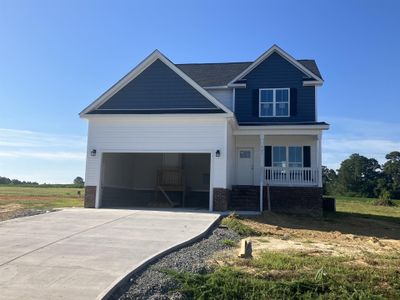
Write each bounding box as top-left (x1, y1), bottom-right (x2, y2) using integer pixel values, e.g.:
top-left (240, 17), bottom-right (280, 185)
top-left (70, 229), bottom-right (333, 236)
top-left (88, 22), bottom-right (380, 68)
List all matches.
top-left (0, 128), bottom-right (86, 150)
top-left (0, 150), bottom-right (85, 160)
top-left (322, 117), bottom-right (400, 170)
top-left (0, 128), bottom-right (86, 183)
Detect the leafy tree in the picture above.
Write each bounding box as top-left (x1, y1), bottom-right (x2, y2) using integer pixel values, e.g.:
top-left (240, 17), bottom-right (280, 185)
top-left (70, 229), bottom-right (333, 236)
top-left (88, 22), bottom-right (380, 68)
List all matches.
top-left (374, 177), bottom-right (392, 199)
top-left (73, 176), bottom-right (84, 187)
top-left (0, 177), bottom-right (38, 185)
top-left (382, 151), bottom-right (400, 199)
top-left (321, 166), bottom-right (337, 195)
top-left (0, 176), bottom-right (11, 184)
top-left (336, 153), bottom-right (380, 197)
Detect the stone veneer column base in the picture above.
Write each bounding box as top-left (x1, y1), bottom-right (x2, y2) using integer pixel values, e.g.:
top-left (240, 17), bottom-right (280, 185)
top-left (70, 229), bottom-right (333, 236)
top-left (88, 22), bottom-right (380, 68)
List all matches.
top-left (84, 186), bottom-right (97, 208)
top-left (264, 186), bottom-right (323, 216)
top-left (213, 188), bottom-right (230, 211)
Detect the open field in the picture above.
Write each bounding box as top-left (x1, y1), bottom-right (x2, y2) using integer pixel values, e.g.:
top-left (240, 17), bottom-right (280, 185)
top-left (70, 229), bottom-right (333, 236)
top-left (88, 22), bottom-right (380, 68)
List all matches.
top-left (336, 195), bottom-right (400, 218)
top-left (0, 186), bottom-right (84, 221)
top-left (170, 196), bottom-right (400, 299)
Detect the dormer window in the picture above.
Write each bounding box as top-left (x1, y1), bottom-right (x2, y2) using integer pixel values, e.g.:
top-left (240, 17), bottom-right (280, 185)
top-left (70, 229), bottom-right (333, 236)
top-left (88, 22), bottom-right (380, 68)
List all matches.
top-left (259, 88), bottom-right (290, 117)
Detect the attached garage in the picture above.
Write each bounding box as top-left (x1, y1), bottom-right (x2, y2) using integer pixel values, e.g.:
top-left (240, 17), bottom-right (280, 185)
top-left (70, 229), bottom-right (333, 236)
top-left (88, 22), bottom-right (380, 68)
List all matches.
top-left (80, 50), bottom-right (232, 211)
top-left (99, 152), bottom-right (211, 209)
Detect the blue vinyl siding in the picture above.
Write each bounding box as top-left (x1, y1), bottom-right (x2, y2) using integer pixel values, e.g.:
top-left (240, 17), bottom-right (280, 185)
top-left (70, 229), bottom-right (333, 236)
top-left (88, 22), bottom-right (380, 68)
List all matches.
top-left (234, 52), bottom-right (316, 124)
top-left (95, 59), bottom-right (220, 112)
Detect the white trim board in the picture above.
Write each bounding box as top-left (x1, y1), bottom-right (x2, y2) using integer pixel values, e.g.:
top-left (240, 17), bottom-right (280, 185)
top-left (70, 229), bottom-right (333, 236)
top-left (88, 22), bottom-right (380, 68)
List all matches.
top-left (233, 124), bottom-right (329, 136)
top-left (96, 149), bottom-right (215, 212)
top-left (235, 124), bottom-right (329, 130)
top-left (80, 50), bottom-right (233, 117)
top-left (90, 108), bottom-right (223, 111)
top-left (228, 45), bottom-right (323, 86)
top-left (203, 83), bottom-right (246, 89)
top-left (83, 114), bottom-right (234, 121)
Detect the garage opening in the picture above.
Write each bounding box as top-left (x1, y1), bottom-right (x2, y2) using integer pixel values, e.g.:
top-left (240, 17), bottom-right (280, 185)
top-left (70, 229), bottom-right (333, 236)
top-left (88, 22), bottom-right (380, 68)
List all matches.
top-left (100, 153), bottom-right (211, 209)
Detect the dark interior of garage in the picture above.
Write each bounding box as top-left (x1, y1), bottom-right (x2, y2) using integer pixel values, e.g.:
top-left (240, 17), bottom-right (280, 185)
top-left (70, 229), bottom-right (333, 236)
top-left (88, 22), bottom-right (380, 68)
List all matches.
top-left (100, 153), bottom-right (210, 209)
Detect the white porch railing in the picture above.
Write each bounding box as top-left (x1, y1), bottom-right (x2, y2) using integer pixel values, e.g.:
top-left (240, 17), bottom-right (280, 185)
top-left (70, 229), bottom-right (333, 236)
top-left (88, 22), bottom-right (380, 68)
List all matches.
top-left (265, 167), bottom-right (319, 186)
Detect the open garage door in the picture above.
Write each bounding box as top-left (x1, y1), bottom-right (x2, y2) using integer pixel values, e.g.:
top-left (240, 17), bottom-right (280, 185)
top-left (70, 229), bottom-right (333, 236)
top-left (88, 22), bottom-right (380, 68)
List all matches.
top-left (99, 153), bottom-right (211, 210)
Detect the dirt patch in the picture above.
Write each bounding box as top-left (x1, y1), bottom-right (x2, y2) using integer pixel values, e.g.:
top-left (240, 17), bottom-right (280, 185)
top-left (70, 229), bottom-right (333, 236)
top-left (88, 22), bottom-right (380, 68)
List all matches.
top-left (0, 203), bottom-right (50, 222)
top-left (240, 212), bottom-right (400, 251)
top-left (251, 237), bottom-right (341, 255)
top-left (212, 212), bottom-right (400, 265)
top-left (0, 203), bottom-right (24, 212)
top-left (250, 235), bottom-right (399, 258)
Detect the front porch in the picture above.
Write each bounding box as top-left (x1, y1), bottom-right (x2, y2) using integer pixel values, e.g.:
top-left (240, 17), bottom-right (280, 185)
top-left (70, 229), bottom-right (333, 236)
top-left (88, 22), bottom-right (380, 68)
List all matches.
top-left (228, 124), bottom-right (328, 214)
top-left (233, 129), bottom-right (324, 188)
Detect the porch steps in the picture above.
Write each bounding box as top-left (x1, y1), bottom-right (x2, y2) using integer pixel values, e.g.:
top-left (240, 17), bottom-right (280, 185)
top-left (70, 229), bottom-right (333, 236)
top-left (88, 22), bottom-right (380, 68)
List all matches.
top-left (230, 185), bottom-right (260, 211)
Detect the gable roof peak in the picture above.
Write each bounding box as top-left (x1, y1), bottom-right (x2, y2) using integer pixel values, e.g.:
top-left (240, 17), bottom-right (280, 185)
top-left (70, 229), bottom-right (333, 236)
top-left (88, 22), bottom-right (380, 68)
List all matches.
top-left (227, 44), bottom-right (323, 86)
top-left (80, 49), bottom-right (233, 116)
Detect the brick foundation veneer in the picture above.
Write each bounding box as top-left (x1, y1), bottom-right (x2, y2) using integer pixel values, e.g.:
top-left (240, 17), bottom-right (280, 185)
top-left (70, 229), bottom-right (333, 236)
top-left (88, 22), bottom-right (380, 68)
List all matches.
top-left (213, 188), bottom-right (230, 211)
top-left (84, 186), bottom-right (96, 208)
top-left (264, 186), bottom-right (323, 216)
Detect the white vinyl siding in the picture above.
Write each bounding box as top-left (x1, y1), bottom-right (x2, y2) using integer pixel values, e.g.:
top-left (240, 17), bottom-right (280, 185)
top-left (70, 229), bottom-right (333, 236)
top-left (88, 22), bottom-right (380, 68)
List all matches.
top-left (84, 116), bottom-right (228, 191)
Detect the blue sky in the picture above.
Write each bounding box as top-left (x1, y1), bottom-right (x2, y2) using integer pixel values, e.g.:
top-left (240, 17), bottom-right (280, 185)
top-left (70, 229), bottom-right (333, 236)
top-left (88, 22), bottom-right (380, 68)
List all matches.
top-left (0, 0), bottom-right (399, 183)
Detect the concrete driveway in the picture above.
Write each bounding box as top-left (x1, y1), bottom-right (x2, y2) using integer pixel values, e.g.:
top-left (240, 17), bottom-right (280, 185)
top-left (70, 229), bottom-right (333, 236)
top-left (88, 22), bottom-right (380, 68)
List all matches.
top-left (0, 208), bottom-right (219, 300)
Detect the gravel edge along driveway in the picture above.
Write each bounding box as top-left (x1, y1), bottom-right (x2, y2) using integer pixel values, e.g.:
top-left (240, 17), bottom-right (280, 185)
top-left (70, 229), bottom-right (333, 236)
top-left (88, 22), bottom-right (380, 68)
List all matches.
top-left (113, 226), bottom-right (240, 300)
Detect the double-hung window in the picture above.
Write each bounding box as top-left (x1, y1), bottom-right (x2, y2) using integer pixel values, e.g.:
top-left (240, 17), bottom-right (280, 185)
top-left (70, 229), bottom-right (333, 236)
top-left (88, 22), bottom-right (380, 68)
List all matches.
top-left (272, 146), bottom-right (303, 168)
top-left (259, 88), bottom-right (290, 117)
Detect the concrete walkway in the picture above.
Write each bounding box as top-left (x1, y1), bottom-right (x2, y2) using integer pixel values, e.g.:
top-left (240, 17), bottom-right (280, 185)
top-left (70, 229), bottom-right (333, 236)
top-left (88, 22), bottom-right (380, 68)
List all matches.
top-left (0, 208), bottom-right (219, 300)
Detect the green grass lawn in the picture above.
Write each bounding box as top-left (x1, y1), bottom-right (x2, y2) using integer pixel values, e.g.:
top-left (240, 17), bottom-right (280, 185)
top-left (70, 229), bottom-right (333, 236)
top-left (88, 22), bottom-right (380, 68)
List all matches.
top-left (335, 195), bottom-right (400, 218)
top-left (169, 251), bottom-right (400, 299)
top-left (0, 185), bottom-right (84, 210)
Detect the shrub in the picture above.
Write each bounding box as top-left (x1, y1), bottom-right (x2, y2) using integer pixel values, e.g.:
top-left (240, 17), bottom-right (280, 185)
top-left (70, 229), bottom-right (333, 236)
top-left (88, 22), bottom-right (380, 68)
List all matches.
top-left (373, 199), bottom-right (396, 207)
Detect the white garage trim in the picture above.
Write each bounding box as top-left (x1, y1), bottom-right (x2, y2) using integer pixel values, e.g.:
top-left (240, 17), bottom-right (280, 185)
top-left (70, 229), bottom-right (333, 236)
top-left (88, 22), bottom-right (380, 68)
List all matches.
top-left (96, 150), bottom-right (215, 211)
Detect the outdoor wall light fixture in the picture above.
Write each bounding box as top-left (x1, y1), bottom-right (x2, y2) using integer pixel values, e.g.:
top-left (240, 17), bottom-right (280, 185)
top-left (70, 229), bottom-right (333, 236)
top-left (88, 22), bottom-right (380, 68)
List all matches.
top-left (216, 150), bottom-right (221, 157)
top-left (90, 149), bottom-right (97, 157)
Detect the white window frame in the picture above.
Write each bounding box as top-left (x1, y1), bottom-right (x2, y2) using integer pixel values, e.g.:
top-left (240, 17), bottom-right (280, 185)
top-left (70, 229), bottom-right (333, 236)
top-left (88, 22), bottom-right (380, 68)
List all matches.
top-left (272, 145), bottom-right (303, 168)
top-left (259, 88), bottom-right (290, 117)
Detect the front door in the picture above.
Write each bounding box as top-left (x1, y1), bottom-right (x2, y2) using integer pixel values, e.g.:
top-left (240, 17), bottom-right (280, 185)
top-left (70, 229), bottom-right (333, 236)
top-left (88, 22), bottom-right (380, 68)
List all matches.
top-left (236, 148), bottom-right (254, 185)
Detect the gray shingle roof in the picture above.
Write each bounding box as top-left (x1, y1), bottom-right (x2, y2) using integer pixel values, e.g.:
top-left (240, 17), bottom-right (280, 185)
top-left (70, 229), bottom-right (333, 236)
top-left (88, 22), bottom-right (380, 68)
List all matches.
top-left (176, 59), bottom-right (321, 87)
top-left (297, 60), bottom-right (322, 79)
top-left (176, 62), bottom-right (252, 87)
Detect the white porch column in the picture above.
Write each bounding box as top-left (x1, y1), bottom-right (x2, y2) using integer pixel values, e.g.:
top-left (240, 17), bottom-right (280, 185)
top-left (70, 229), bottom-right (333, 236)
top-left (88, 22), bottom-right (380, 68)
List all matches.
top-left (317, 132), bottom-right (323, 188)
top-left (259, 134), bottom-right (264, 212)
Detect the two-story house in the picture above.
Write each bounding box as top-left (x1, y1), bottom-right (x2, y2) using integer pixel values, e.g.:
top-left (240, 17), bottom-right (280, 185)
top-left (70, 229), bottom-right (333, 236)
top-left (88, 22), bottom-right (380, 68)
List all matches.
top-left (80, 45), bottom-right (329, 215)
